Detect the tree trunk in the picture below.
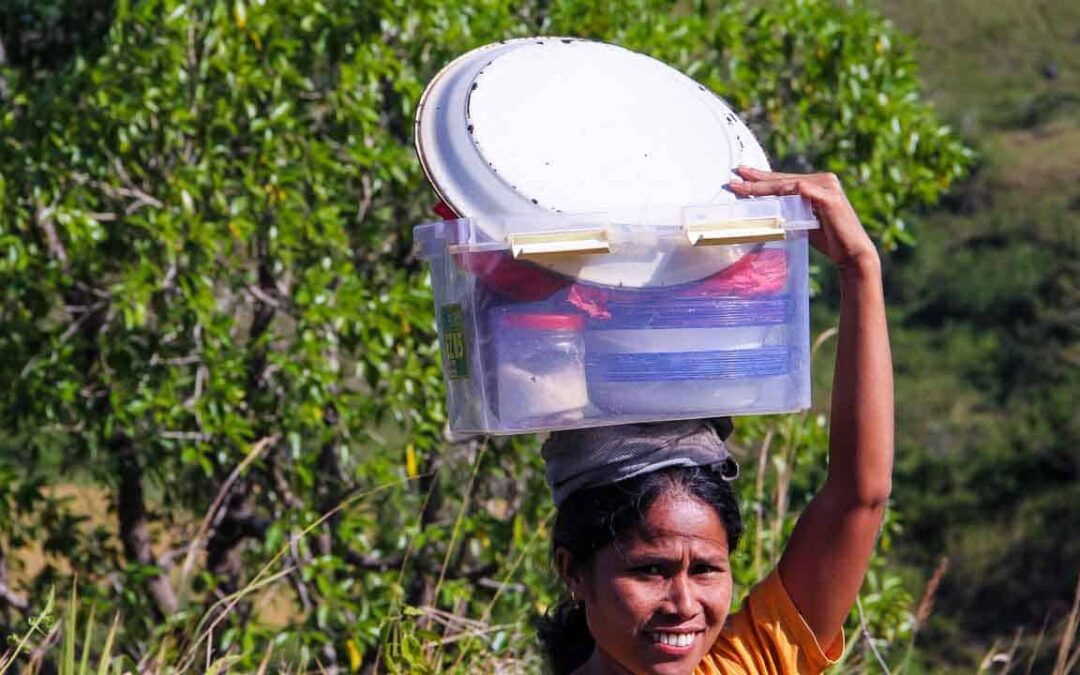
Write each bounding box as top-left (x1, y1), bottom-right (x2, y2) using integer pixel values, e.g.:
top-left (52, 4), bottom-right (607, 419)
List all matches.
top-left (115, 434), bottom-right (178, 617)
top-left (200, 210), bottom-right (278, 630)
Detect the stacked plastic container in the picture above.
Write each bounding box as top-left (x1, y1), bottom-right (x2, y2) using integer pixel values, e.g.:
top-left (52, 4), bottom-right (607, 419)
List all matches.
top-left (415, 197), bottom-right (816, 433)
top-left (413, 38), bottom-right (819, 434)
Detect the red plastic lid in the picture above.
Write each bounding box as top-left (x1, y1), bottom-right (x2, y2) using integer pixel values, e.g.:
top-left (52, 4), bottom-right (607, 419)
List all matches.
top-left (499, 312), bottom-right (584, 331)
top-left (433, 201), bottom-right (458, 220)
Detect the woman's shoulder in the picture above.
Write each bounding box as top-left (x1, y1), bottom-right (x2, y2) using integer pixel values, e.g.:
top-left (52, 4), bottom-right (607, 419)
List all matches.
top-left (699, 571), bottom-right (842, 675)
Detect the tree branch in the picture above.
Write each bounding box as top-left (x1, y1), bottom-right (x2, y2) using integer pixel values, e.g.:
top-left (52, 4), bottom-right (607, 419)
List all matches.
top-left (179, 435), bottom-right (277, 592)
top-left (34, 204), bottom-right (69, 269)
top-left (342, 551), bottom-right (405, 574)
top-left (313, 425), bottom-right (342, 558)
top-left (70, 170), bottom-right (164, 214)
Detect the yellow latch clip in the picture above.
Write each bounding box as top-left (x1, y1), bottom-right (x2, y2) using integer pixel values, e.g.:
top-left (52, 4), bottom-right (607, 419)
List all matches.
top-left (685, 217), bottom-right (786, 246)
top-left (508, 228), bottom-right (612, 260)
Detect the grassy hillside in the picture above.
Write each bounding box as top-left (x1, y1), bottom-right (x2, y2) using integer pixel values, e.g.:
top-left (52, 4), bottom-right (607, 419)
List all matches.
top-left (872, 0), bottom-right (1080, 669)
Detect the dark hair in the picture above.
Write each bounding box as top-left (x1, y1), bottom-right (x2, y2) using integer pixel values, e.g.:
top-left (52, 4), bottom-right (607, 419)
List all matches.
top-left (535, 465), bottom-right (742, 674)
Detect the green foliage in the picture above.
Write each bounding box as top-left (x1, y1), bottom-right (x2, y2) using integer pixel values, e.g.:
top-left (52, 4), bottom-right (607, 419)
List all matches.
top-left (0, 0), bottom-right (969, 670)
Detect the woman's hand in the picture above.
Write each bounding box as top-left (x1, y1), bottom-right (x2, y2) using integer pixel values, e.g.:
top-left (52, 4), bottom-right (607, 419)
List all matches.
top-left (727, 166), bottom-right (880, 276)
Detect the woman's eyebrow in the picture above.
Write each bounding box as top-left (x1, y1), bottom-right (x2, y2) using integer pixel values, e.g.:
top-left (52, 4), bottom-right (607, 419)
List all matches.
top-left (621, 551), bottom-right (676, 563)
top-left (691, 555), bottom-right (729, 567)
top-left (638, 526), bottom-right (728, 546)
top-left (620, 548), bottom-right (728, 564)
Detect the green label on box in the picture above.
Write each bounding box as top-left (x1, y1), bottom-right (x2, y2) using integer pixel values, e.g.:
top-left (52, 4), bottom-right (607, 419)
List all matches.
top-left (439, 304), bottom-right (469, 380)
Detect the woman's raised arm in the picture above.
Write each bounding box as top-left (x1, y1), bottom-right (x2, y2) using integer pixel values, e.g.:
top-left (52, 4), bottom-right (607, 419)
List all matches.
top-left (729, 167), bottom-right (895, 645)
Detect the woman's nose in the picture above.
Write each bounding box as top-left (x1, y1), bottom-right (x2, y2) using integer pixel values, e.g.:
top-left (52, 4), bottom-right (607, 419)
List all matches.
top-left (667, 574), bottom-right (697, 618)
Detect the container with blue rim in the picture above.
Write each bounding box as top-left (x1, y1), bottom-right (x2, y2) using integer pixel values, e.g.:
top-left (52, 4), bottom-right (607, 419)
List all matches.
top-left (583, 283), bottom-right (811, 415)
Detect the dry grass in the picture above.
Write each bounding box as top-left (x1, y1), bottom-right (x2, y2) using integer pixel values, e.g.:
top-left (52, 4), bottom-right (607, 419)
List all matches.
top-left (995, 121), bottom-right (1080, 185)
top-left (1052, 571), bottom-right (1080, 675)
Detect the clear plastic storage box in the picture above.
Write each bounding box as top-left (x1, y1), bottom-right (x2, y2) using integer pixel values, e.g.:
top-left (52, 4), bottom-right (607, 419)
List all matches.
top-left (415, 195), bottom-right (818, 434)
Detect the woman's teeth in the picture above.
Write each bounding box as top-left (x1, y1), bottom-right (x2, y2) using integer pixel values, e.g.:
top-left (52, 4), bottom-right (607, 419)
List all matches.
top-left (651, 632), bottom-right (698, 648)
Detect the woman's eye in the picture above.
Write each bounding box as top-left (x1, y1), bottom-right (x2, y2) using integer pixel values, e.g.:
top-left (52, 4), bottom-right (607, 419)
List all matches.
top-left (633, 564), bottom-right (665, 576)
top-left (692, 564), bottom-right (725, 576)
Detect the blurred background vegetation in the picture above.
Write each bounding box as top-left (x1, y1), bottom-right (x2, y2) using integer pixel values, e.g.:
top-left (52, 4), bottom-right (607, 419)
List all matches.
top-left (871, 0), bottom-right (1079, 668)
top-left (0, 0), bottom-right (1075, 672)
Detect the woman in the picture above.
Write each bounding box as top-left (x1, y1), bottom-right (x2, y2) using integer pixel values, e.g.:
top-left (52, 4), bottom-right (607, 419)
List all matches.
top-left (538, 167), bottom-right (893, 674)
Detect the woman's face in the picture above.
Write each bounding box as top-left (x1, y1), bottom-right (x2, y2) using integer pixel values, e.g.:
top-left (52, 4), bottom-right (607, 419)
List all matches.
top-left (562, 492), bottom-right (733, 675)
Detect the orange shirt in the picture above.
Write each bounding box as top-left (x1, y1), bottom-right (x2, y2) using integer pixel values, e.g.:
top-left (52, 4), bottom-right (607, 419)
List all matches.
top-left (696, 571), bottom-right (844, 674)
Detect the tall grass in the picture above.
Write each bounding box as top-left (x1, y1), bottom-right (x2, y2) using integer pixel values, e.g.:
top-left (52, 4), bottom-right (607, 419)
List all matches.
top-left (0, 454), bottom-right (550, 673)
top-left (0, 564), bottom-right (1075, 672)
top-left (6, 527), bottom-right (1078, 673)
top-left (2, 459), bottom-right (1078, 673)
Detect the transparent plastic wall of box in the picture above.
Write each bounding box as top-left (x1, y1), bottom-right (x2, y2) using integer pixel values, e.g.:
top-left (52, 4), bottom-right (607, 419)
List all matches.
top-left (414, 199), bottom-right (815, 435)
top-left (421, 226), bottom-right (497, 432)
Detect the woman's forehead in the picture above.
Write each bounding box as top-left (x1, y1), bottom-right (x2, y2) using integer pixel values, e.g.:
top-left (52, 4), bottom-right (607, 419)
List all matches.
top-left (619, 494), bottom-right (729, 553)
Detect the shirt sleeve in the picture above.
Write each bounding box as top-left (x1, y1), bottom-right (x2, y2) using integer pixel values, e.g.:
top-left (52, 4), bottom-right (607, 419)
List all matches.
top-left (697, 571), bottom-right (844, 675)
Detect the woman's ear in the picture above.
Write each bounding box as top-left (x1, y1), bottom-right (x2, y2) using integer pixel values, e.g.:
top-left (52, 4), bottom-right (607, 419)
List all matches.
top-left (555, 546), bottom-right (586, 600)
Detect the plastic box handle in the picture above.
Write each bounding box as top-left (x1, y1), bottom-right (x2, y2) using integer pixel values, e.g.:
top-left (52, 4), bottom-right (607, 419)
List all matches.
top-left (508, 228), bottom-right (612, 259)
top-left (685, 216), bottom-right (786, 246)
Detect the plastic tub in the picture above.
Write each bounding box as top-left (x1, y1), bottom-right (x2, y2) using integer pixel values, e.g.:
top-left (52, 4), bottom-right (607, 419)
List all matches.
top-left (414, 196), bottom-right (816, 434)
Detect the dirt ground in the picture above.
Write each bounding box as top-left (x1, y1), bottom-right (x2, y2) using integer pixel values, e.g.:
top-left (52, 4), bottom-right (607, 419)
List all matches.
top-left (9, 483), bottom-right (298, 627)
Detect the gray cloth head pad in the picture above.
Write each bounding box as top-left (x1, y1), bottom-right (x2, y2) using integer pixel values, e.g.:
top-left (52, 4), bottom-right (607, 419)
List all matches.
top-left (541, 419), bottom-right (739, 507)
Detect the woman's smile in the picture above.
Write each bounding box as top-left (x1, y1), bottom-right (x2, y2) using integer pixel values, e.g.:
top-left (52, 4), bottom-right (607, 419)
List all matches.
top-left (647, 629), bottom-right (704, 653)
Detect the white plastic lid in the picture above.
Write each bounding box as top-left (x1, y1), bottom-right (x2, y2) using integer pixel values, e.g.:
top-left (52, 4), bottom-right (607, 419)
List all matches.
top-left (415, 37), bottom-right (772, 287)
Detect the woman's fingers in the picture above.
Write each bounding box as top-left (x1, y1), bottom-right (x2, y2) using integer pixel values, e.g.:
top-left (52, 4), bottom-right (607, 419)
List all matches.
top-left (808, 226), bottom-right (829, 256)
top-left (727, 176), bottom-right (832, 205)
top-left (728, 170), bottom-right (843, 217)
top-left (734, 166), bottom-right (843, 192)
top-left (735, 165), bottom-right (801, 181)
top-left (727, 178), bottom-right (794, 197)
